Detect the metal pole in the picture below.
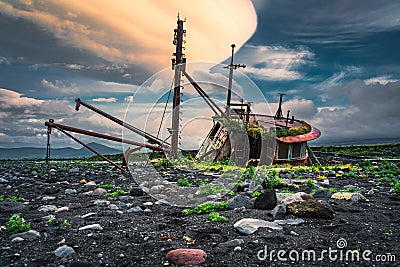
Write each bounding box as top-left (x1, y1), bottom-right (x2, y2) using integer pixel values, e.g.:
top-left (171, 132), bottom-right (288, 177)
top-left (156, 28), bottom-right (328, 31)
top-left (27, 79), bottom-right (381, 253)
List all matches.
top-left (171, 15), bottom-right (185, 157)
top-left (44, 120), bottom-right (164, 151)
top-left (227, 44), bottom-right (235, 111)
top-left (46, 119), bottom-right (53, 165)
top-left (54, 125), bottom-right (126, 172)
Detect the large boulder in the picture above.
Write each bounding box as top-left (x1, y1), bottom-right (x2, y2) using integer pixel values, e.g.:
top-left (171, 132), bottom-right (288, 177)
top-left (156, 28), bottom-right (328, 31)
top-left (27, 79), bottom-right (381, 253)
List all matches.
top-left (287, 199), bottom-right (334, 220)
top-left (253, 189), bottom-right (277, 210)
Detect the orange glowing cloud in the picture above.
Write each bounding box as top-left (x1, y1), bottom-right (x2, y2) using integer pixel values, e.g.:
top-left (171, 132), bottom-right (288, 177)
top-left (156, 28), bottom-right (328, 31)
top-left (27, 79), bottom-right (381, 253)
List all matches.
top-left (0, 0), bottom-right (257, 71)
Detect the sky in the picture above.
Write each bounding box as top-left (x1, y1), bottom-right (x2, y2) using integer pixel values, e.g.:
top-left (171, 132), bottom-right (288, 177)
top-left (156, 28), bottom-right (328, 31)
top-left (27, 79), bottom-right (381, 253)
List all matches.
top-left (0, 0), bottom-right (399, 151)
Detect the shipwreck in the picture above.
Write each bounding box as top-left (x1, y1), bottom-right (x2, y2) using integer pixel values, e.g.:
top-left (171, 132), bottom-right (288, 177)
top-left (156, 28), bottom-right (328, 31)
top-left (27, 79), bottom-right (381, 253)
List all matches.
top-left (45, 15), bottom-right (320, 169)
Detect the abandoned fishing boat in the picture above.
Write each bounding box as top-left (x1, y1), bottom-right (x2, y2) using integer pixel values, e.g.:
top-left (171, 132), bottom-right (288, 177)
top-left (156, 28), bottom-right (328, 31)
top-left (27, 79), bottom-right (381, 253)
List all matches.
top-left (44, 15), bottom-right (320, 168)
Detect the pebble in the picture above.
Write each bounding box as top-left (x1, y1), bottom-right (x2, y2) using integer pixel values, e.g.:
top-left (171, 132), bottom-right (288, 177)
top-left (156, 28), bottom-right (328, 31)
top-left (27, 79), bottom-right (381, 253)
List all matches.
top-left (108, 204), bottom-right (119, 210)
top-left (94, 200), bottom-right (110, 206)
top-left (130, 187), bottom-right (145, 196)
top-left (64, 189), bottom-right (76, 195)
top-left (10, 230), bottom-right (41, 241)
top-left (166, 249), bottom-right (207, 266)
top-left (234, 246), bottom-right (242, 252)
top-left (79, 224), bottom-right (103, 231)
top-left (234, 218), bottom-right (283, 235)
top-left (127, 206), bottom-right (143, 213)
top-left (81, 212), bottom-right (97, 218)
top-left (38, 205), bottom-right (58, 212)
top-left (84, 181), bottom-right (97, 186)
top-left (290, 231), bottom-right (299, 236)
top-left (227, 194), bottom-right (253, 210)
top-left (270, 204), bottom-right (286, 219)
top-left (55, 206), bottom-right (69, 212)
top-left (115, 201), bottom-right (127, 208)
top-left (275, 218), bottom-right (305, 226)
top-left (42, 214), bottom-right (56, 221)
top-left (42, 196), bottom-right (56, 201)
top-left (92, 188), bottom-right (107, 196)
top-left (11, 237), bottom-right (25, 243)
top-left (54, 245), bottom-right (75, 257)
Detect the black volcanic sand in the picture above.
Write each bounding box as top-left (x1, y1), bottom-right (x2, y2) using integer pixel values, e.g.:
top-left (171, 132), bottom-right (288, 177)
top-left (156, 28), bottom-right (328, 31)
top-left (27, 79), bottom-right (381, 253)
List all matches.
top-left (0, 160), bottom-right (399, 267)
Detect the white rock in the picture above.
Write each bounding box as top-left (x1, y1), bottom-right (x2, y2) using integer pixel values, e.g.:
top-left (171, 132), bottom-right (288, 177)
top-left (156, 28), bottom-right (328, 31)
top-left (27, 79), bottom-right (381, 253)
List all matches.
top-left (278, 192), bottom-right (306, 206)
top-left (38, 205), bottom-right (58, 212)
top-left (64, 189), bottom-right (76, 195)
top-left (290, 231), bottom-right (299, 236)
top-left (79, 224), bottom-right (103, 231)
top-left (108, 204), bottom-right (119, 210)
top-left (81, 212), bottom-right (97, 218)
top-left (10, 230), bottom-right (41, 241)
top-left (54, 245), bottom-right (75, 257)
top-left (55, 206), bottom-right (69, 213)
top-left (275, 218), bottom-right (305, 226)
top-left (234, 218), bottom-right (283, 235)
top-left (11, 237), bottom-right (24, 243)
top-left (42, 214), bottom-right (56, 221)
top-left (94, 200), bottom-right (110, 206)
top-left (42, 196), bottom-right (56, 201)
top-left (127, 206), bottom-right (143, 213)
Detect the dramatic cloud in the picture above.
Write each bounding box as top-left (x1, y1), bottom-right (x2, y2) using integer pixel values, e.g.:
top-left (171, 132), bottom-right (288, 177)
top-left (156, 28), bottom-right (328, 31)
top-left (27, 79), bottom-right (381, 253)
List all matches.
top-left (41, 79), bottom-right (80, 94)
top-left (0, 0), bottom-right (257, 71)
top-left (237, 45), bottom-right (314, 80)
top-left (92, 97), bottom-right (117, 103)
top-left (311, 80), bottom-right (400, 143)
top-left (0, 88), bottom-right (127, 148)
top-left (364, 76), bottom-right (399, 85)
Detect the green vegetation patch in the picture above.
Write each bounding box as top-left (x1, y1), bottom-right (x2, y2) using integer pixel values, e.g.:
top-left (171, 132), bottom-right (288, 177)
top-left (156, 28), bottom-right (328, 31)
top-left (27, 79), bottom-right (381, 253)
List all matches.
top-left (104, 189), bottom-right (126, 197)
top-left (99, 184), bottom-right (114, 189)
top-left (182, 201), bottom-right (228, 215)
top-left (6, 214), bottom-right (31, 234)
top-left (207, 212), bottom-right (227, 222)
top-left (0, 195), bottom-right (25, 202)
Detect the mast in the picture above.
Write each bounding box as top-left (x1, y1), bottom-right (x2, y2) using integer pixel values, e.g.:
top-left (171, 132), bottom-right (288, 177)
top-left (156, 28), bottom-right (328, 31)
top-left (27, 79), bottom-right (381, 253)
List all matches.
top-left (170, 14), bottom-right (186, 157)
top-left (226, 44), bottom-right (245, 116)
top-left (274, 93), bottom-right (285, 120)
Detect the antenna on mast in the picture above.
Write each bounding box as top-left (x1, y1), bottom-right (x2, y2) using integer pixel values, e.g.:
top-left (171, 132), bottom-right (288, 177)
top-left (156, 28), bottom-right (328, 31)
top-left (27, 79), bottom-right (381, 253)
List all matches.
top-left (226, 44), bottom-right (245, 116)
top-left (170, 14), bottom-right (186, 157)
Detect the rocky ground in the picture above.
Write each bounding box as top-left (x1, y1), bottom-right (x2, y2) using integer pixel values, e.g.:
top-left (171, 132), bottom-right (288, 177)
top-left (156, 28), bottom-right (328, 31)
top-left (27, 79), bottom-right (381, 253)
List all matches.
top-left (0, 158), bottom-right (399, 267)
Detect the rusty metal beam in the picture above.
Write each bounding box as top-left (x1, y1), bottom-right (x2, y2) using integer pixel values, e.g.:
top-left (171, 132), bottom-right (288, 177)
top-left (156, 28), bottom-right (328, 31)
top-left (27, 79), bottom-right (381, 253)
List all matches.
top-left (53, 125), bottom-right (127, 172)
top-left (75, 98), bottom-right (169, 147)
top-left (45, 120), bottom-right (164, 151)
top-left (182, 70), bottom-right (230, 120)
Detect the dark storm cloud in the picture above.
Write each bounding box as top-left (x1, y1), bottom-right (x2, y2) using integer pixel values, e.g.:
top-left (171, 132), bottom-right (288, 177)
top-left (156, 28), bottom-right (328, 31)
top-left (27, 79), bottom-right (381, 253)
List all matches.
top-left (312, 80), bottom-right (400, 142)
top-left (0, 14), bottom-right (151, 94)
